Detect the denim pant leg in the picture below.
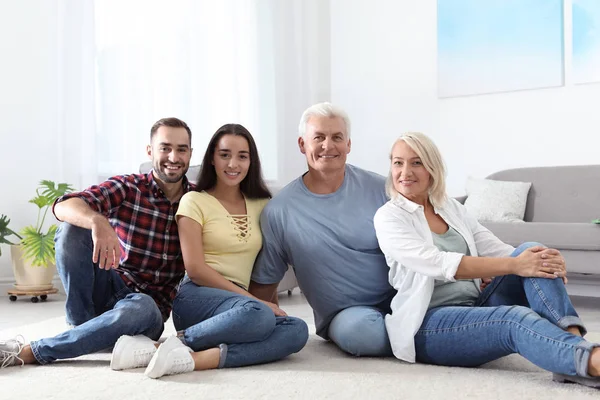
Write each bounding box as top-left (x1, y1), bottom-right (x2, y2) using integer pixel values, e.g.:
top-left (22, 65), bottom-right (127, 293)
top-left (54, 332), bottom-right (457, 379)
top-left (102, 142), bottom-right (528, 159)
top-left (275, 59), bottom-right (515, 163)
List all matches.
top-left (476, 242), bottom-right (586, 335)
top-left (327, 306), bottom-right (394, 357)
top-left (415, 305), bottom-right (598, 377)
top-left (173, 282), bottom-right (279, 348)
top-left (30, 292), bottom-right (164, 364)
top-left (220, 316), bottom-right (309, 368)
top-left (172, 281), bottom-right (308, 368)
top-left (55, 222), bottom-right (122, 326)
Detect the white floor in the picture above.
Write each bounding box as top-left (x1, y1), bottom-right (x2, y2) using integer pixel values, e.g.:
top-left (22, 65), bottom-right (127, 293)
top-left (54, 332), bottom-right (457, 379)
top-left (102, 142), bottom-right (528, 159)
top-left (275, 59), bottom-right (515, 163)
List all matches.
top-left (2, 291), bottom-right (600, 400)
top-left (2, 290), bottom-right (600, 333)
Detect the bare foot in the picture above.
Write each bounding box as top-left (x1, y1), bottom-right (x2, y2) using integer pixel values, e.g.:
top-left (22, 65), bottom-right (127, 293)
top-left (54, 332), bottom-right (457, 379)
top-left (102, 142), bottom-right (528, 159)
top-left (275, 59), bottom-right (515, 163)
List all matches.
top-left (19, 345), bottom-right (38, 365)
top-left (589, 347), bottom-right (600, 377)
top-left (567, 326), bottom-right (582, 337)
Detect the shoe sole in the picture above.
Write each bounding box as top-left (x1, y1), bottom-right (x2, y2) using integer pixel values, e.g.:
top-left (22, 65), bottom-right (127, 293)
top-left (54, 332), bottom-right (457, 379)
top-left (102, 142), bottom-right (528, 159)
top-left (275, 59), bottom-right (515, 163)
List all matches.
top-left (553, 373), bottom-right (600, 388)
top-left (144, 337), bottom-right (186, 379)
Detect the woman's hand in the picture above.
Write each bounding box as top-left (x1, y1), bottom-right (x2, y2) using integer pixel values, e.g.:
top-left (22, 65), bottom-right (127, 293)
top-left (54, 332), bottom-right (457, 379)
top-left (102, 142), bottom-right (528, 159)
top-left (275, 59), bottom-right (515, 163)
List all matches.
top-left (514, 246), bottom-right (567, 280)
top-left (480, 277), bottom-right (493, 291)
top-left (262, 300), bottom-right (288, 317)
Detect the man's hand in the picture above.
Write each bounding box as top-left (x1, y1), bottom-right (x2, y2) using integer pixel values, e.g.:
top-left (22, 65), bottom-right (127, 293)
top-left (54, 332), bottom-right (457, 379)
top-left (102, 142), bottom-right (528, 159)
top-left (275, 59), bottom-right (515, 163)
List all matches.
top-left (514, 246), bottom-right (567, 280)
top-left (90, 216), bottom-right (121, 270)
top-left (262, 300), bottom-right (288, 317)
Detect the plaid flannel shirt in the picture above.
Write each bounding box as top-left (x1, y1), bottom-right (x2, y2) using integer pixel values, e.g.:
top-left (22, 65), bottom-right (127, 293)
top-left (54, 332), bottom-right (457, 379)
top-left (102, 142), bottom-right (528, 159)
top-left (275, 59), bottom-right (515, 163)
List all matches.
top-left (53, 172), bottom-right (193, 321)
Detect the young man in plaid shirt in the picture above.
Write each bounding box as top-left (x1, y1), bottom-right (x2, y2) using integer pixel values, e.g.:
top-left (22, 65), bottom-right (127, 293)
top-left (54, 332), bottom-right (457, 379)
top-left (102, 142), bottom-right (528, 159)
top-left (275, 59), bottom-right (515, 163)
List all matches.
top-left (1, 117), bottom-right (194, 368)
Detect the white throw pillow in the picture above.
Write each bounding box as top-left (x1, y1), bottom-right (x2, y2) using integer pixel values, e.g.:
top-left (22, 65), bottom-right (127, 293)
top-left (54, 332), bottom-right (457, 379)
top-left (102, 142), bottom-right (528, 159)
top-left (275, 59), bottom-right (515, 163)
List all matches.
top-left (464, 177), bottom-right (532, 222)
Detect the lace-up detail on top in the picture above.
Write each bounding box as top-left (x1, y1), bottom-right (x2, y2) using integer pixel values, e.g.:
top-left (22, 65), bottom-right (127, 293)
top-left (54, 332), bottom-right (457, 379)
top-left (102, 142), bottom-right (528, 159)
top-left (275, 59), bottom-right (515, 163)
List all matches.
top-left (131, 348), bottom-right (155, 368)
top-left (166, 356), bottom-right (195, 375)
top-left (229, 215), bottom-right (250, 241)
top-left (0, 335), bottom-right (25, 368)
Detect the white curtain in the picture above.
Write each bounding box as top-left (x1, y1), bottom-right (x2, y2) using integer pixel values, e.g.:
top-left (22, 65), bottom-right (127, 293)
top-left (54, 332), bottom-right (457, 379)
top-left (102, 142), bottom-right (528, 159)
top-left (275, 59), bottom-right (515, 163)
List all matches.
top-left (56, 0), bottom-right (98, 190)
top-left (56, 0), bottom-right (330, 187)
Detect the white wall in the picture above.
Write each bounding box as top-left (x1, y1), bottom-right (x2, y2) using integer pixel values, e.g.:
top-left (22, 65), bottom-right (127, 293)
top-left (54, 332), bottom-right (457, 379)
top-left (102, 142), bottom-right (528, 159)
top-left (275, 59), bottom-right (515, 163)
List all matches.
top-left (331, 0), bottom-right (600, 196)
top-left (0, 0), bottom-right (330, 288)
top-left (0, 0), bottom-right (64, 284)
top-left (5, 0), bottom-right (599, 290)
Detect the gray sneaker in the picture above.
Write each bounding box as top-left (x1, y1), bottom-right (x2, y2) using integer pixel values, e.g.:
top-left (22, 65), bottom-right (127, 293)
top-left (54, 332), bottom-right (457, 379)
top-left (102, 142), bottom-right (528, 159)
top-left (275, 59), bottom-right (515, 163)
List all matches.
top-left (0, 336), bottom-right (25, 368)
top-left (553, 373), bottom-right (600, 389)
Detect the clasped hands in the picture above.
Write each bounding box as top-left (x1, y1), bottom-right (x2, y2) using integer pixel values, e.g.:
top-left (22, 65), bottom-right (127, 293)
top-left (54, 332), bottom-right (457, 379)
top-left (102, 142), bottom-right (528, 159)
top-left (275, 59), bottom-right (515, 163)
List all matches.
top-left (480, 245), bottom-right (567, 291)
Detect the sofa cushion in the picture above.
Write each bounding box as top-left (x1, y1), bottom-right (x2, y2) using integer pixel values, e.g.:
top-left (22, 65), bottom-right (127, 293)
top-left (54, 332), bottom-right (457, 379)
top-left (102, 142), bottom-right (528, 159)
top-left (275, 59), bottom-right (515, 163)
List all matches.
top-left (464, 177), bottom-right (531, 222)
top-left (486, 165), bottom-right (600, 223)
top-left (482, 222), bottom-right (600, 251)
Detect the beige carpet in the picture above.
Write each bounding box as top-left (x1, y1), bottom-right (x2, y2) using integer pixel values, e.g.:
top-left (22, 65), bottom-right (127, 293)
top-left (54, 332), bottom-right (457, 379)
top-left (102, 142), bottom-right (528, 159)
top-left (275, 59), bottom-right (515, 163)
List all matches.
top-left (0, 317), bottom-right (599, 400)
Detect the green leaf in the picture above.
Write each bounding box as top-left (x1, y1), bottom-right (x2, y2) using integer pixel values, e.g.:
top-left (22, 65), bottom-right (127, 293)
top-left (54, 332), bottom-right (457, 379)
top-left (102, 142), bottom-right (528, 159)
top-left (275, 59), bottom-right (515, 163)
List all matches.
top-left (29, 196), bottom-right (50, 209)
top-left (38, 180), bottom-right (75, 202)
top-left (19, 225), bottom-right (57, 267)
top-left (2, 181), bottom-right (73, 261)
top-left (593, 219), bottom-right (600, 224)
top-left (0, 214), bottom-right (22, 256)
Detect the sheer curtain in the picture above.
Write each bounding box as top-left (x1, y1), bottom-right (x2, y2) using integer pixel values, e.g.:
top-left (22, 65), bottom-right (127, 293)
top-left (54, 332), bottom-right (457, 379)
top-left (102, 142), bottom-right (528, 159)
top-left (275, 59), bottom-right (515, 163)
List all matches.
top-left (59, 0), bottom-right (330, 187)
top-left (56, 0), bottom-right (98, 190)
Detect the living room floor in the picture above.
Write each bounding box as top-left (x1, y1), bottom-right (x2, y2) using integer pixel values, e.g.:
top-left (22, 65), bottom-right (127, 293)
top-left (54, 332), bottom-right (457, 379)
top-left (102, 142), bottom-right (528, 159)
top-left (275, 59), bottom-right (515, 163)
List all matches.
top-left (2, 291), bottom-right (600, 333)
top-left (3, 292), bottom-right (600, 399)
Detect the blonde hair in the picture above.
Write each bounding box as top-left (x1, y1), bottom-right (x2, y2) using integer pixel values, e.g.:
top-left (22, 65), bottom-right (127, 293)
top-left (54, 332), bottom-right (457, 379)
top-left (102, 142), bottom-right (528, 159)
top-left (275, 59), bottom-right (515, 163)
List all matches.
top-left (298, 102), bottom-right (351, 139)
top-left (385, 132), bottom-right (448, 208)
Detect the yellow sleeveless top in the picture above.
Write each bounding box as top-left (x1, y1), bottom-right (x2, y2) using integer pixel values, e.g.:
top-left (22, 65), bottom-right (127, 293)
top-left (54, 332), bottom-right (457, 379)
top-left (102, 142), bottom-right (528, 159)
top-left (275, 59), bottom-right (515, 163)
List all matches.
top-left (176, 191), bottom-right (269, 289)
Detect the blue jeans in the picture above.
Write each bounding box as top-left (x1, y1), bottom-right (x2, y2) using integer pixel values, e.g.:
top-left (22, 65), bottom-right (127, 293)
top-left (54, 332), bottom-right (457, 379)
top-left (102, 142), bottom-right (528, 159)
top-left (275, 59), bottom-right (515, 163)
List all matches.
top-left (415, 242), bottom-right (598, 377)
top-left (328, 306), bottom-right (394, 357)
top-left (172, 280), bottom-right (309, 368)
top-left (29, 223), bottom-right (164, 364)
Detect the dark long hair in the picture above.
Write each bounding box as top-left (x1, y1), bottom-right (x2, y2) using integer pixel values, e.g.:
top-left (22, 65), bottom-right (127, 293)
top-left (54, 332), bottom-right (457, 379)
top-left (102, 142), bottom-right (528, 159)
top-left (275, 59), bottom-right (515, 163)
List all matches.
top-left (195, 124), bottom-right (272, 199)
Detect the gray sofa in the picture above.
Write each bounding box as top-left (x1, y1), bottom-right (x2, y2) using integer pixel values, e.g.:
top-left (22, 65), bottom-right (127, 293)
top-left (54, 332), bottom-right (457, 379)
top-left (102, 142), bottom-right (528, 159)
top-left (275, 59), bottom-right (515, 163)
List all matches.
top-left (459, 165), bottom-right (600, 276)
top-left (139, 161), bottom-right (299, 294)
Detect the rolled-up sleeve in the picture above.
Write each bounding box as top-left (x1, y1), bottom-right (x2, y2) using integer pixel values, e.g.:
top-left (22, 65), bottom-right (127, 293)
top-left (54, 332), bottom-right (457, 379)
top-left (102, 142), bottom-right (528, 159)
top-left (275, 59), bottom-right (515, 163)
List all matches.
top-left (374, 205), bottom-right (463, 282)
top-left (52, 176), bottom-right (128, 220)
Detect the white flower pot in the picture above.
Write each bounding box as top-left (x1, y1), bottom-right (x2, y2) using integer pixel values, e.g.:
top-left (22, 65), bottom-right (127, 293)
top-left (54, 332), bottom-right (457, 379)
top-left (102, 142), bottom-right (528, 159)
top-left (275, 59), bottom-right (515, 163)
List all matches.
top-left (10, 245), bottom-right (56, 290)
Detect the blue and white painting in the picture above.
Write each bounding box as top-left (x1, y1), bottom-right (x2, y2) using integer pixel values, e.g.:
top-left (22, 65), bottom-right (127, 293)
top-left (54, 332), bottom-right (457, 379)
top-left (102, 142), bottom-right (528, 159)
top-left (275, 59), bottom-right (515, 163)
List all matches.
top-left (573, 0), bottom-right (600, 83)
top-left (437, 0), bottom-right (564, 98)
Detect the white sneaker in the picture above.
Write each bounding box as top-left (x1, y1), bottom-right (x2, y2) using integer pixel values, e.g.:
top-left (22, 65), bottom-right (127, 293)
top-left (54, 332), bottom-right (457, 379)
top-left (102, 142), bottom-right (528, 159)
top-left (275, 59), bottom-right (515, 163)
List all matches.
top-left (110, 335), bottom-right (157, 370)
top-left (0, 336), bottom-right (25, 368)
top-left (144, 336), bottom-right (194, 379)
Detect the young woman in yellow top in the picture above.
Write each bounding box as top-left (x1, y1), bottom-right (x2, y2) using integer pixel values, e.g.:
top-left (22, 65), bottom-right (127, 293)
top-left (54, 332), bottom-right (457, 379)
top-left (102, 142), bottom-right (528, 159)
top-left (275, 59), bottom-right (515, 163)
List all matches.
top-left (135, 123), bottom-right (308, 378)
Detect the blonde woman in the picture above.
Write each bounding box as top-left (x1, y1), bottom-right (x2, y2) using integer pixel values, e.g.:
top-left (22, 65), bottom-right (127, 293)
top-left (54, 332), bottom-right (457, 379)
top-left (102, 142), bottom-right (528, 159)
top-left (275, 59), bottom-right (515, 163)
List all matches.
top-left (374, 132), bottom-right (600, 388)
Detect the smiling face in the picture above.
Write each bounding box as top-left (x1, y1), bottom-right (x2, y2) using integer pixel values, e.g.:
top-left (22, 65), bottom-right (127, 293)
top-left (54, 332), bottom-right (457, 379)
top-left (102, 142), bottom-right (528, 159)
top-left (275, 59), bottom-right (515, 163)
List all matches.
top-left (147, 126), bottom-right (192, 184)
top-left (390, 140), bottom-right (431, 204)
top-left (298, 116), bottom-right (351, 174)
top-left (212, 134), bottom-right (251, 189)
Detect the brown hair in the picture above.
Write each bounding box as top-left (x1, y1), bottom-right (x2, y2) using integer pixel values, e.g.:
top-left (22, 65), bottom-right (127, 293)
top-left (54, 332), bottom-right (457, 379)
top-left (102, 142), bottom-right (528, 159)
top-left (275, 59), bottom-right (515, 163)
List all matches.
top-left (150, 117), bottom-right (192, 143)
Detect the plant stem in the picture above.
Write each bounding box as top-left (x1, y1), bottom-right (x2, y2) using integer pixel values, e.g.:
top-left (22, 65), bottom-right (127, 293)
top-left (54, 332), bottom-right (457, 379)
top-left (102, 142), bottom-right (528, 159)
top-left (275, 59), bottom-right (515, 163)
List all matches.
top-left (38, 206), bottom-right (50, 235)
top-left (9, 228), bottom-right (23, 240)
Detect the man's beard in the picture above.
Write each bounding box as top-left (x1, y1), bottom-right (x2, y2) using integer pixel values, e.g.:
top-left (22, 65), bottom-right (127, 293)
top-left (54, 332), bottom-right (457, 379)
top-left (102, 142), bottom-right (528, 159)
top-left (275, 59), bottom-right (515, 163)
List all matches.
top-left (153, 163), bottom-right (188, 183)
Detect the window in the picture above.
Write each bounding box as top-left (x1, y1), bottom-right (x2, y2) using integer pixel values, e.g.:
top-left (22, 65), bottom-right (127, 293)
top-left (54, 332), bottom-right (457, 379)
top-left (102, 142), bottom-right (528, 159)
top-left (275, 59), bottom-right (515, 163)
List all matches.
top-left (94, 0), bottom-right (278, 180)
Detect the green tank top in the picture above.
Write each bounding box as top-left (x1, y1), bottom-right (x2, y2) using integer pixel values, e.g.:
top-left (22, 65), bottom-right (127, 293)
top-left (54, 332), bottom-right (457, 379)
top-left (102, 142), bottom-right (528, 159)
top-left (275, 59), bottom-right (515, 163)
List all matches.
top-left (429, 226), bottom-right (479, 309)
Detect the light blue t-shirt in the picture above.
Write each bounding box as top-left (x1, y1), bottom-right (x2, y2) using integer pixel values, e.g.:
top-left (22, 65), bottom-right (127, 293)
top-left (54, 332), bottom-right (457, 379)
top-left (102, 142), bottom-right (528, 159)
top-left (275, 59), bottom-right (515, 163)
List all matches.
top-left (251, 164), bottom-right (396, 339)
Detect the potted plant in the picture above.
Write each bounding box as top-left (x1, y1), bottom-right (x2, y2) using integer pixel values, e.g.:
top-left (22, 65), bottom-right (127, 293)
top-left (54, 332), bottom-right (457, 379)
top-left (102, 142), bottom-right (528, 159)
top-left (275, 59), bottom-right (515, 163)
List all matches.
top-left (10, 180), bottom-right (74, 290)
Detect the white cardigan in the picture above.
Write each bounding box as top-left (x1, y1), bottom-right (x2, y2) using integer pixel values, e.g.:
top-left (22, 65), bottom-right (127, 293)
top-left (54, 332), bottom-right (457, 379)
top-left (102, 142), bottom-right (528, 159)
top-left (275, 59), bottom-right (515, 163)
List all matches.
top-left (373, 195), bottom-right (514, 363)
